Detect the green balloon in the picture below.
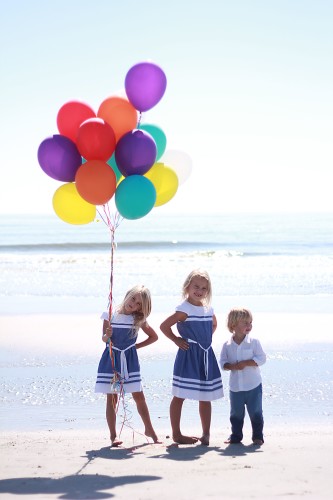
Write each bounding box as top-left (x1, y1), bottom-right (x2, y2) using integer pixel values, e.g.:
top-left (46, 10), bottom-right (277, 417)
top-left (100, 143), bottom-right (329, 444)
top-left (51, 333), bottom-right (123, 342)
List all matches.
top-left (140, 124), bottom-right (167, 161)
top-left (107, 154), bottom-right (122, 182)
top-left (115, 175), bottom-right (156, 219)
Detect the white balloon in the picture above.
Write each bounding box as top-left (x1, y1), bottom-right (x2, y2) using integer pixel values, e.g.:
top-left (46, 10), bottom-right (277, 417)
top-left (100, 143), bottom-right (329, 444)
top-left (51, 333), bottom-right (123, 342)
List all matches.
top-left (160, 149), bottom-right (192, 185)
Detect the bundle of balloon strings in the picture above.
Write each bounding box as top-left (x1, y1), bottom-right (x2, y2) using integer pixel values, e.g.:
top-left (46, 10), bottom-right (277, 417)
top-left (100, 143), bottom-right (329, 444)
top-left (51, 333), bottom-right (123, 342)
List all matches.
top-left (97, 205), bottom-right (140, 441)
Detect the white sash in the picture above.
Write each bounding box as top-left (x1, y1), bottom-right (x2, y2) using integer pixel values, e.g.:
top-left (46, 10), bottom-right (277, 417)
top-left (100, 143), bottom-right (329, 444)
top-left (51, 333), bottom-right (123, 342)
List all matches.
top-left (111, 343), bottom-right (136, 380)
top-left (187, 339), bottom-right (212, 380)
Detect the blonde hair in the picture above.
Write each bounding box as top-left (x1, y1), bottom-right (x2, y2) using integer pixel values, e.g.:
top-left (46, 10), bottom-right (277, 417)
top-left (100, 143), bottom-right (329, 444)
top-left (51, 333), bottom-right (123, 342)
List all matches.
top-left (182, 269), bottom-right (212, 306)
top-left (118, 285), bottom-right (152, 333)
top-left (227, 308), bottom-right (253, 333)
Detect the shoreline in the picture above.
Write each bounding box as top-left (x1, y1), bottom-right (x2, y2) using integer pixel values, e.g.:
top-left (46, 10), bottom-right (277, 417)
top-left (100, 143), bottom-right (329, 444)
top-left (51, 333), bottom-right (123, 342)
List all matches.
top-left (1, 293), bottom-right (333, 316)
top-left (1, 310), bottom-right (332, 434)
top-left (1, 309), bottom-right (333, 355)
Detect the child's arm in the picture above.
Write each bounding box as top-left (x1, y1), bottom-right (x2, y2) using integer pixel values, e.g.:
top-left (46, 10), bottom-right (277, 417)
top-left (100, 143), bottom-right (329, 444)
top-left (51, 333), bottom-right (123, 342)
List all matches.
top-left (160, 312), bottom-right (189, 351)
top-left (252, 339), bottom-right (266, 366)
top-left (102, 320), bottom-right (112, 344)
top-left (136, 322), bottom-right (158, 349)
top-left (232, 360), bottom-right (258, 370)
top-left (234, 340), bottom-right (267, 369)
top-left (212, 314), bottom-right (217, 334)
top-left (220, 343), bottom-right (242, 370)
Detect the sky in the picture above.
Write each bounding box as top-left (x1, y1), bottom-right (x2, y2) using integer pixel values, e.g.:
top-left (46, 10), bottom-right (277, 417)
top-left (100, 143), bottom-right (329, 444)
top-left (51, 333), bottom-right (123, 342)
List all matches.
top-left (1, 0), bottom-right (332, 216)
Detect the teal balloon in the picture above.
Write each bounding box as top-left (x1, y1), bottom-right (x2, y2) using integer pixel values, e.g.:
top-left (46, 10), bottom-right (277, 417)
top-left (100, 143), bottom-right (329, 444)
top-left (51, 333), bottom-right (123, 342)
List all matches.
top-left (140, 124), bottom-right (167, 161)
top-left (115, 175), bottom-right (156, 220)
top-left (107, 154), bottom-right (122, 182)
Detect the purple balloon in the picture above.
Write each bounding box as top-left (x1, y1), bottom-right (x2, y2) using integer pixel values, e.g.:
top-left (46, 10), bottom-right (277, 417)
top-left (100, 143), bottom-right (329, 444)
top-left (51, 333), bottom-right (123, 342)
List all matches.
top-left (115, 129), bottom-right (157, 176)
top-left (37, 134), bottom-right (82, 182)
top-left (125, 62), bottom-right (167, 112)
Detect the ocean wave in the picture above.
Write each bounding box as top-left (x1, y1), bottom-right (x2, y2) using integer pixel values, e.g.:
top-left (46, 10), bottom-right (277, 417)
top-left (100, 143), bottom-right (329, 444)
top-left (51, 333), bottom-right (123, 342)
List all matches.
top-left (0, 240), bottom-right (216, 251)
top-left (0, 240), bottom-right (332, 257)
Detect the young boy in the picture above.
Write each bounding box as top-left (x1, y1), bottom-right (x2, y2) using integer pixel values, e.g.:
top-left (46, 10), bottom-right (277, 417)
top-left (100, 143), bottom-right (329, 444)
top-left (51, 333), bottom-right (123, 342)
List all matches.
top-left (220, 308), bottom-right (266, 445)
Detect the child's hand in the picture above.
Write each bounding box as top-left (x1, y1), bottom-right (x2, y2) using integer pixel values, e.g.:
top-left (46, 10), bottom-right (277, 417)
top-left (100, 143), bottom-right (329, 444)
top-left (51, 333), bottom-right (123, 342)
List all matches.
top-left (105, 325), bottom-right (112, 338)
top-left (174, 337), bottom-right (189, 351)
top-left (228, 362), bottom-right (244, 370)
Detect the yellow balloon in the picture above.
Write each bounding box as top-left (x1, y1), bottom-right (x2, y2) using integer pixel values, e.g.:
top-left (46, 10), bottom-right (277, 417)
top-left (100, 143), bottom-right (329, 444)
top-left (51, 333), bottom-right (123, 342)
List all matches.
top-left (145, 163), bottom-right (179, 207)
top-left (52, 183), bottom-right (96, 225)
top-left (117, 174), bottom-right (125, 186)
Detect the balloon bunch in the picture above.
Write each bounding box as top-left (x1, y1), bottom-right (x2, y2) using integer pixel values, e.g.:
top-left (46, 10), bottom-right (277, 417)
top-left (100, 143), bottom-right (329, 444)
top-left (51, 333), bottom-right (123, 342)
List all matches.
top-left (37, 61), bottom-right (191, 225)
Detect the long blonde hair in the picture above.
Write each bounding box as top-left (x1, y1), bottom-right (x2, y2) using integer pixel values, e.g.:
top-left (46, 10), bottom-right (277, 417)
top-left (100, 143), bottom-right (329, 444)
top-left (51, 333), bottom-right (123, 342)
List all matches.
top-left (181, 269), bottom-right (212, 306)
top-left (118, 285), bottom-right (152, 333)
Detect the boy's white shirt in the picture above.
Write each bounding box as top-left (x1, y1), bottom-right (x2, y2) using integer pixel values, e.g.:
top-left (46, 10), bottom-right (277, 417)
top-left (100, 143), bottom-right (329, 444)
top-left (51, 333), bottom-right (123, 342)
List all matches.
top-left (219, 335), bottom-right (266, 392)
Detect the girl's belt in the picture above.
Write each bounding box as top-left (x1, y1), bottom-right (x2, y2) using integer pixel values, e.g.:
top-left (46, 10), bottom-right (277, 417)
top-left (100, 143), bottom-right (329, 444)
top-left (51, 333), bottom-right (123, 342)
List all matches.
top-left (111, 343), bottom-right (136, 380)
top-left (187, 339), bottom-right (212, 380)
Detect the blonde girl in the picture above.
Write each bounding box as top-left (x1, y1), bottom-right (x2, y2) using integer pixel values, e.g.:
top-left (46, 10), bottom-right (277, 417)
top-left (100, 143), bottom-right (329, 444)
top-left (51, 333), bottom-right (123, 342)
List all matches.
top-left (160, 270), bottom-right (223, 445)
top-left (95, 285), bottom-right (161, 447)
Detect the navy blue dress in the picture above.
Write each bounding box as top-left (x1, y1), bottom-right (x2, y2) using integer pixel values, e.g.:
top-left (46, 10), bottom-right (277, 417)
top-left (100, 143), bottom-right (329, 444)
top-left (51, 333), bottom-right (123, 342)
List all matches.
top-left (95, 311), bottom-right (142, 394)
top-left (172, 301), bottom-right (224, 401)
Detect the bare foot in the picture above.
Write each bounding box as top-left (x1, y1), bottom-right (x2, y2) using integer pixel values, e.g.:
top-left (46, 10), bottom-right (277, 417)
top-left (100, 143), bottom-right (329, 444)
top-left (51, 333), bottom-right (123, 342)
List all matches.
top-left (252, 439), bottom-right (264, 446)
top-left (200, 434), bottom-right (210, 446)
top-left (173, 434), bottom-right (199, 444)
top-left (145, 430), bottom-right (163, 444)
top-left (111, 437), bottom-right (123, 447)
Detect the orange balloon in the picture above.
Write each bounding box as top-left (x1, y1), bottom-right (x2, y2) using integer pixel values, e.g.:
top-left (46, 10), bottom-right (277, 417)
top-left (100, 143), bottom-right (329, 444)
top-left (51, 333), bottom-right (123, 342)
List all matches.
top-left (97, 96), bottom-right (138, 142)
top-left (75, 160), bottom-right (117, 205)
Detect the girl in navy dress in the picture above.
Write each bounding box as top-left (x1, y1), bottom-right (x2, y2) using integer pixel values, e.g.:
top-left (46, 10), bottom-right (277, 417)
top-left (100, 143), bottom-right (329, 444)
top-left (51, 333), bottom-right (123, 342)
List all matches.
top-left (95, 285), bottom-right (161, 447)
top-left (160, 269), bottom-right (223, 445)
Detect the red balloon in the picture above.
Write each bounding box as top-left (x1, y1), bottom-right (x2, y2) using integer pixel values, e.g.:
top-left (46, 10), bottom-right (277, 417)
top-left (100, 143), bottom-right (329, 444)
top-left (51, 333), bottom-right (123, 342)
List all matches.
top-left (76, 118), bottom-right (116, 161)
top-left (57, 101), bottom-right (96, 143)
top-left (75, 160), bottom-right (117, 205)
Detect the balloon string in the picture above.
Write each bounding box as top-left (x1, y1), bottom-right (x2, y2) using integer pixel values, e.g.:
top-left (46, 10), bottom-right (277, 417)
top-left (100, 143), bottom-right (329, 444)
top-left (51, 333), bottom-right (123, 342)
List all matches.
top-left (97, 204), bottom-right (122, 314)
top-left (96, 205), bottom-right (122, 370)
top-left (137, 112), bottom-right (142, 128)
top-left (96, 204), bottom-right (149, 446)
top-left (97, 205), bottom-right (125, 424)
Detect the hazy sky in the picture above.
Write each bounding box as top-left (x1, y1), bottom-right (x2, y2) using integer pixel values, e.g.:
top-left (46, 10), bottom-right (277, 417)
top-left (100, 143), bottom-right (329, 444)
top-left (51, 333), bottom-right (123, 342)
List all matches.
top-left (1, 0), bottom-right (332, 216)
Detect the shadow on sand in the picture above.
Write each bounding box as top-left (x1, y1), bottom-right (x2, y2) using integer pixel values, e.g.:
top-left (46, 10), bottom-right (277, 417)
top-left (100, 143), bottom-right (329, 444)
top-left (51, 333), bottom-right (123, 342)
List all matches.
top-left (148, 440), bottom-right (264, 461)
top-left (219, 442), bottom-right (264, 457)
top-left (0, 473), bottom-right (161, 500)
top-left (0, 444), bottom-right (161, 499)
top-left (0, 443), bottom-right (263, 498)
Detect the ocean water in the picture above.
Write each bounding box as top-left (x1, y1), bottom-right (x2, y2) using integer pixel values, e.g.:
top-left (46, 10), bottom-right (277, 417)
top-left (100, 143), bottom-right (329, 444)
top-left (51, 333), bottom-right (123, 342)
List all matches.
top-left (1, 211), bottom-right (333, 313)
top-left (0, 212), bottom-right (332, 432)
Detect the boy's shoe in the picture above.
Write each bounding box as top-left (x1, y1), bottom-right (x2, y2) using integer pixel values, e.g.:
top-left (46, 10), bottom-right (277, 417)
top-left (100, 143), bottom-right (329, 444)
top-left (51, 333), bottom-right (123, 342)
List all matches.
top-left (224, 437), bottom-right (242, 444)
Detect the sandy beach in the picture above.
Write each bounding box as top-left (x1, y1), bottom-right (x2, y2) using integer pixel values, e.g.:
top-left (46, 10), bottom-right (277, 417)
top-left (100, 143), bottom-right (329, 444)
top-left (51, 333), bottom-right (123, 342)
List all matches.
top-left (1, 426), bottom-right (333, 499)
top-left (1, 312), bottom-right (333, 498)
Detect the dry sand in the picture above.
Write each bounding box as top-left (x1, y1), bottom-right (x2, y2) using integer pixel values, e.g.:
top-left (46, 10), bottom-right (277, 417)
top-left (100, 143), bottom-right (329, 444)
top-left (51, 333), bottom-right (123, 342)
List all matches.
top-left (0, 426), bottom-right (332, 499)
